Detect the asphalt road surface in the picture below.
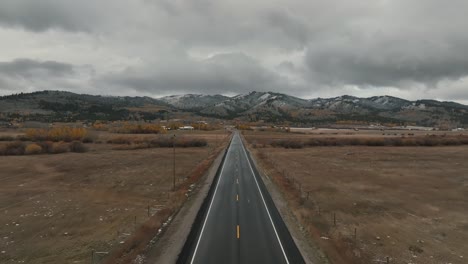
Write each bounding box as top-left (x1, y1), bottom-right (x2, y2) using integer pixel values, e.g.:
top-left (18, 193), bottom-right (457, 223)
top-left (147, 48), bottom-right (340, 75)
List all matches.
top-left (179, 132), bottom-right (305, 264)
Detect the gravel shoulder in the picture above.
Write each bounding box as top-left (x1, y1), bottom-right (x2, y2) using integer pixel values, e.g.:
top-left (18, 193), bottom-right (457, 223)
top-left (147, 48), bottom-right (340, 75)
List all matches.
top-left (144, 147), bottom-right (226, 263)
top-left (243, 137), bottom-right (328, 264)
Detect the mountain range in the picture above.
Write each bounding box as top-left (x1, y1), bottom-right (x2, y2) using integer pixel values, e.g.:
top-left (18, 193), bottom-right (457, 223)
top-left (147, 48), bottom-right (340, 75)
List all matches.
top-left (1, 90), bottom-right (467, 128)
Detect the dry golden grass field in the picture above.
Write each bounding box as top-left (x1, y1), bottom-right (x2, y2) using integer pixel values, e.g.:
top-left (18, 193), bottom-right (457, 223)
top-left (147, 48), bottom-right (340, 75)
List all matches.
top-left (0, 128), bottom-right (229, 264)
top-left (244, 130), bottom-right (468, 264)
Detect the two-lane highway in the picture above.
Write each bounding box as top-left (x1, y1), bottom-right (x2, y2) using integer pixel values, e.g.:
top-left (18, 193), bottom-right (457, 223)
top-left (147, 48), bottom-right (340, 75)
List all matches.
top-left (178, 132), bottom-right (305, 264)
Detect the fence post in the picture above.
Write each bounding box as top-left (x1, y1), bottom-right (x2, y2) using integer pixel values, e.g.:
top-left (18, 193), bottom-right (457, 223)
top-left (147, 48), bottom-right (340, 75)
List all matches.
top-left (333, 212), bottom-right (336, 226)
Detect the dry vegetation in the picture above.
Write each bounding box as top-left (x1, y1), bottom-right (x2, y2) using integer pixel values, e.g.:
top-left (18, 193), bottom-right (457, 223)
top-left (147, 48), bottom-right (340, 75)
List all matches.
top-left (0, 128), bottom-right (230, 264)
top-left (24, 127), bottom-right (92, 142)
top-left (107, 135), bottom-right (207, 150)
top-left (110, 124), bottom-right (166, 134)
top-left (0, 127), bottom-right (92, 156)
top-left (244, 130), bottom-right (468, 264)
top-left (249, 132), bottom-right (468, 148)
top-left (0, 140), bottom-right (88, 155)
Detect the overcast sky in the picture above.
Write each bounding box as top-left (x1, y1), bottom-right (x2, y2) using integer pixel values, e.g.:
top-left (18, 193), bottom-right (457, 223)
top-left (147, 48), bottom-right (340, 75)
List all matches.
top-left (0, 0), bottom-right (467, 103)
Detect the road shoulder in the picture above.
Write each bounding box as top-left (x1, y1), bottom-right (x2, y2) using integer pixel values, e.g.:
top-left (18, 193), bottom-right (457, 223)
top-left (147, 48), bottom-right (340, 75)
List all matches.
top-left (244, 141), bottom-right (328, 264)
top-left (144, 148), bottom-right (226, 263)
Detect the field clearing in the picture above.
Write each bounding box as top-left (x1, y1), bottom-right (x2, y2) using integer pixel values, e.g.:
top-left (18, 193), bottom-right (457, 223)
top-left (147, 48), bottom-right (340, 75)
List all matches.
top-left (245, 131), bottom-right (468, 264)
top-left (0, 129), bottom-right (229, 263)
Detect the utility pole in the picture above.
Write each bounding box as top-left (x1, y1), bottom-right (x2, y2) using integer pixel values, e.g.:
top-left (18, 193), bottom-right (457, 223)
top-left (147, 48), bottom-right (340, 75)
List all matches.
top-left (172, 134), bottom-right (176, 191)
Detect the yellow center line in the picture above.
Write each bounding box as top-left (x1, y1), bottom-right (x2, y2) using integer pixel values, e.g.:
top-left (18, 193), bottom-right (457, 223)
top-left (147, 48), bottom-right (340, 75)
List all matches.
top-left (237, 225), bottom-right (240, 239)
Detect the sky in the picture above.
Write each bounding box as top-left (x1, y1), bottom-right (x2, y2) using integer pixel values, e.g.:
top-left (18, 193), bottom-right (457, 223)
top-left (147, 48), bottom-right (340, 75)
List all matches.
top-left (0, 0), bottom-right (467, 104)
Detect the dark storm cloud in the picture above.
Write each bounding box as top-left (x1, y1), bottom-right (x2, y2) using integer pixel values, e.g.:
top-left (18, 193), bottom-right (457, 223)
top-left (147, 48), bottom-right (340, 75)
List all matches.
top-left (0, 0), bottom-right (467, 102)
top-left (0, 58), bottom-right (85, 94)
top-left (264, 9), bottom-right (309, 47)
top-left (0, 0), bottom-right (102, 32)
top-left (305, 35), bottom-right (468, 87)
top-left (0, 58), bottom-right (75, 78)
top-left (301, 0), bottom-right (468, 90)
top-left (100, 52), bottom-right (288, 95)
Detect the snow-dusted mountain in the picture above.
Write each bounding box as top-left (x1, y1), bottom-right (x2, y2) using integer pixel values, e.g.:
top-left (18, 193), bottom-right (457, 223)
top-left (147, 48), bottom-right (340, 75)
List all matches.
top-left (308, 95), bottom-right (411, 112)
top-left (160, 94), bottom-right (228, 110)
top-left (200, 91), bottom-right (309, 117)
top-left (159, 91), bottom-right (467, 126)
top-left (1, 90), bottom-right (467, 127)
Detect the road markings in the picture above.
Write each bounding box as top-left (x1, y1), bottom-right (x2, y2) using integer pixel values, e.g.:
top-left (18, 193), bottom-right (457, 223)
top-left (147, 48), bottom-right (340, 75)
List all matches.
top-left (236, 178), bottom-right (239, 184)
top-left (236, 194), bottom-right (239, 201)
top-left (189, 136), bottom-right (233, 264)
top-left (240, 135), bottom-right (290, 264)
top-left (237, 225), bottom-right (240, 239)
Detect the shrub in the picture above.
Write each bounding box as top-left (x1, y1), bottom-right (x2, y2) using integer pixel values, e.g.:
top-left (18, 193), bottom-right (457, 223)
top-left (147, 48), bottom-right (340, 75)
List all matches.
top-left (82, 134), bottom-right (95, 143)
top-left (92, 122), bottom-right (108, 131)
top-left (25, 143), bottom-right (43, 155)
top-left (16, 135), bottom-right (29, 141)
top-left (441, 138), bottom-right (460, 146)
top-left (175, 138), bottom-right (208, 148)
top-left (69, 141), bottom-right (88, 153)
top-left (37, 141), bottom-right (54, 153)
top-left (107, 136), bottom-right (135, 144)
top-left (109, 136), bottom-right (208, 149)
top-left (113, 124), bottom-right (166, 134)
top-left (0, 135), bottom-right (14, 141)
top-left (372, 138), bottom-right (386, 146)
top-left (25, 128), bottom-right (48, 141)
top-left (421, 136), bottom-right (438, 147)
top-left (4, 141), bottom-right (26, 155)
top-left (48, 127), bottom-right (88, 142)
top-left (25, 127), bottom-right (89, 142)
top-left (271, 139), bottom-right (304, 149)
top-left (51, 142), bottom-right (69, 154)
top-left (149, 137), bottom-right (173, 148)
top-left (264, 135), bottom-right (468, 148)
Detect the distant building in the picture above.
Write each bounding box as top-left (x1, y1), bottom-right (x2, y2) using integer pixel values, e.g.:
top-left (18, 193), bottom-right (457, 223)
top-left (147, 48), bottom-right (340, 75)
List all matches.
top-left (179, 126), bottom-right (194, 130)
top-left (0, 121), bottom-right (12, 127)
top-left (404, 126), bottom-right (434, 131)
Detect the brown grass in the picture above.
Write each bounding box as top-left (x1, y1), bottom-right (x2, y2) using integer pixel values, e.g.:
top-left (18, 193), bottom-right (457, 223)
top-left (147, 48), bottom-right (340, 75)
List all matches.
top-left (103, 134), bottom-right (227, 263)
top-left (258, 135), bottom-right (468, 148)
top-left (104, 208), bottom-right (173, 264)
top-left (0, 129), bottom-right (230, 264)
top-left (107, 135), bottom-right (208, 150)
top-left (245, 131), bottom-right (468, 264)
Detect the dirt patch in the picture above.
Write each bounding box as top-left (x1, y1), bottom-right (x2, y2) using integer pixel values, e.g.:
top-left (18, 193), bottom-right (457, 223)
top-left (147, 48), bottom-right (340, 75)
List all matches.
top-left (245, 131), bottom-right (468, 264)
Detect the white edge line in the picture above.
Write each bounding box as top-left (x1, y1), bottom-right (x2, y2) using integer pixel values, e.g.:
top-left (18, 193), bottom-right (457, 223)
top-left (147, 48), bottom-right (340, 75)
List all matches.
top-left (189, 136), bottom-right (233, 264)
top-left (240, 134), bottom-right (290, 264)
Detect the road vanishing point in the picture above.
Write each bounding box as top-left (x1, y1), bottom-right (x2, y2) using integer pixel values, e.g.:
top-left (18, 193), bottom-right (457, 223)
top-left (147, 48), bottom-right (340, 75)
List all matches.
top-left (178, 132), bottom-right (305, 264)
